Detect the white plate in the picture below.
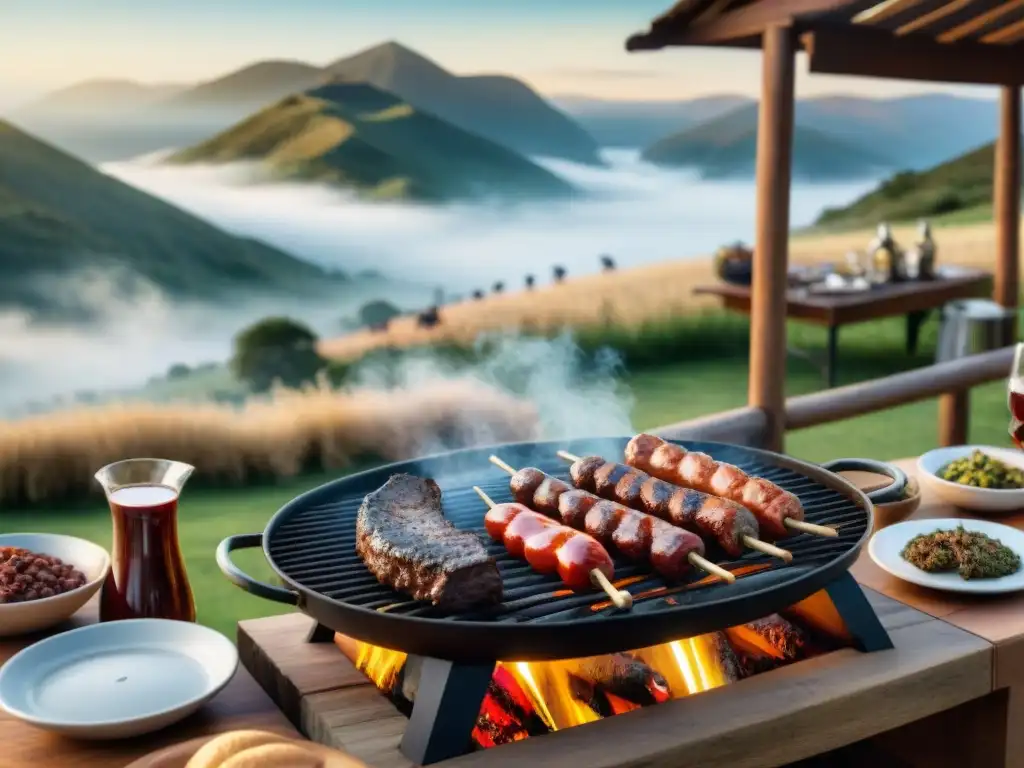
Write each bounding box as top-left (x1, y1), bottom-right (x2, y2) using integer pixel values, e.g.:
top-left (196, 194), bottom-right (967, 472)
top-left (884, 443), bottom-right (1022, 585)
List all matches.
top-left (869, 518), bottom-right (1024, 594)
top-left (0, 619), bottom-right (238, 739)
top-left (917, 445), bottom-right (1024, 514)
top-left (0, 533), bottom-right (111, 637)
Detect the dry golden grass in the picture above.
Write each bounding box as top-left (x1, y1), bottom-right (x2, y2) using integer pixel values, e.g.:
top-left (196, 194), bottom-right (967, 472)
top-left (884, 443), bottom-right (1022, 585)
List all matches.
top-left (319, 219), bottom-right (1015, 361)
top-left (0, 378), bottom-right (537, 507)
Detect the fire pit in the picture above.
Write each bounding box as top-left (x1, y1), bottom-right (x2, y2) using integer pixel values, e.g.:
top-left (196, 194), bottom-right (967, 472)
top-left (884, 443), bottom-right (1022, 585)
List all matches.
top-left (219, 438), bottom-right (902, 765)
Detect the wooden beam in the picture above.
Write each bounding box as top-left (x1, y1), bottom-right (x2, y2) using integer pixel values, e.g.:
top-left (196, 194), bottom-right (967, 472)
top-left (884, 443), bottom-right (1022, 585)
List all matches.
top-left (994, 85), bottom-right (1021, 336)
top-left (748, 24), bottom-right (795, 453)
top-left (804, 25), bottom-right (1024, 84)
top-left (984, 15), bottom-right (1024, 42)
top-left (936, 0), bottom-right (1024, 42)
top-left (627, 0), bottom-right (868, 49)
top-left (897, 0), bottom-right (976, 36)
top-left (786, 346), bottom-right (1014, 431)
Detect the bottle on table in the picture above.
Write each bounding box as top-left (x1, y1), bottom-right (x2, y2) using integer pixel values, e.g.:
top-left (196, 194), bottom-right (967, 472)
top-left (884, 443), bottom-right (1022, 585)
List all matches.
top-left (93, 458), bottom-right (197, 623)
top-left (915, 220), bottom-right (937, 280)
top-left (869, 222), bottom-right (902, 283)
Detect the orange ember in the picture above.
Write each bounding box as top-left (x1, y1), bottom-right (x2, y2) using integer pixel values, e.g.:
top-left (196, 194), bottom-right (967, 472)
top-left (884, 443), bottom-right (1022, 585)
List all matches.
top-left (337, 584), bottom-right (851, 751)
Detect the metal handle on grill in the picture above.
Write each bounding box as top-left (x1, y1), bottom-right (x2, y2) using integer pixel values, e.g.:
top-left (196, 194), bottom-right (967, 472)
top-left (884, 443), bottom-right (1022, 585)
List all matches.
top-left (216, 533), bottom-right (300, 605)
top-left (820, 458), bottom-right (909, 504)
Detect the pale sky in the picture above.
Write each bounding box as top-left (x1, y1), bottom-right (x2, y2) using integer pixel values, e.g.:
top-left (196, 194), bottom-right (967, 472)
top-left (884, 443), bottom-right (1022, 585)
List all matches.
top-left (0, 0), bottom-right (995, 110)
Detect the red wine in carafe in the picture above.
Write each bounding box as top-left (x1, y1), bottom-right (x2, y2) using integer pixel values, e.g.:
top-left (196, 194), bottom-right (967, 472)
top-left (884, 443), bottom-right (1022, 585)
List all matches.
top-left (1010, 381), bottom-right (1024, 449)
top-left (100, 484), bottom-right (196, 622)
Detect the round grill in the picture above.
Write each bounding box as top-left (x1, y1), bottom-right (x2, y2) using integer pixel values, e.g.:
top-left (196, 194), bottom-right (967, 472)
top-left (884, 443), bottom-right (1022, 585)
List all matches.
top-left (226, 438), bottom-right (881, 662)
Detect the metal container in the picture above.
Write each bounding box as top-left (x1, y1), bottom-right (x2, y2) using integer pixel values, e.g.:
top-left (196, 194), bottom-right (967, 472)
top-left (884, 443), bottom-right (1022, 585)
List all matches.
top-left (935, 299), bottom-right (1017, 363)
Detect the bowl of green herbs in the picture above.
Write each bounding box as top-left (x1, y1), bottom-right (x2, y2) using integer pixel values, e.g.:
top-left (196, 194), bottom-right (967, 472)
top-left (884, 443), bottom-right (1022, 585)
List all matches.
top-left (918, 446), bottom-right (1024, 513)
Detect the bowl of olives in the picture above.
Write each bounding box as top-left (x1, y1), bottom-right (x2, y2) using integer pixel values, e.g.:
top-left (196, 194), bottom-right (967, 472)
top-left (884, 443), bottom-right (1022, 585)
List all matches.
top-left (918, 446), bottom-right (1024, 514)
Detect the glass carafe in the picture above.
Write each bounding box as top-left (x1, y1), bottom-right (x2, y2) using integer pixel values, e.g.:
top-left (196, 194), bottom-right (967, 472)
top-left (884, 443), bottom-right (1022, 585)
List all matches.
top-left (94, 458), bottom-right (196, 623)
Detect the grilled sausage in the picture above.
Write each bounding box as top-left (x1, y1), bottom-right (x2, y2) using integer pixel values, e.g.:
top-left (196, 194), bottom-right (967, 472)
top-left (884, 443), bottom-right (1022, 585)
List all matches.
top-left (624, 434), bottom-right (804, 541)
top-left (484, 502), bottom-right (613, 590)
top-left (567, 456), bottom-right (758, 558)
top-left (507, 469), bottom-right (706, 580)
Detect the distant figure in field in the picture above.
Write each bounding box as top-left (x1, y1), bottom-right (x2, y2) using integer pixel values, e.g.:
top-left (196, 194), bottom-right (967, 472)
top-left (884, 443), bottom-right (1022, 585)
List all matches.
top-left (472, 289), bottom-right (485, 300)
top-left (524, 274), bottom-right (535, 290)
top-left (553, 265), bottom-right (567, 284)
top-left (600, 254), bottom-right (616, 272)
top-left (493, 281), bottom-right (505, 294)
top-left (417, 306), bottom-right (441, 328)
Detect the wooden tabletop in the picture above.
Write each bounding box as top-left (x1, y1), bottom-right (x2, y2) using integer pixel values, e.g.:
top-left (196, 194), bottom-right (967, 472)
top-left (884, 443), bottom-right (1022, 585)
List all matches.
top-left (694, 268), bottom-right (992, 325)
top-left (850, 457), bottom-right (1024, 767)
top-left (0, 600), bottom-right (298, 768)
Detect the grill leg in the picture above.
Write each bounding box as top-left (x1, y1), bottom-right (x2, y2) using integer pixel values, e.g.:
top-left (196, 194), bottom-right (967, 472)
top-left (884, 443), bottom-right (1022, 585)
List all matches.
top-left (825, 571), bottom-right (893, 652)
top-left (400, 656), bottom-right (495, 765)
top-left (305, 621), bottom-right (335, 643)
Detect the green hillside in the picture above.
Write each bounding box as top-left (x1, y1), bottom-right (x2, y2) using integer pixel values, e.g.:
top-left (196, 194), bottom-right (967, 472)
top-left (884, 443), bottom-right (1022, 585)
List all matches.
top-left (815, 139), bottom-right (1016, 229)
top-left (170, 82), bottom-right (576, 203)
top-left (642, 104), bottom-right (894, 181)
top-left (0, 120), bottom-right (335, 318)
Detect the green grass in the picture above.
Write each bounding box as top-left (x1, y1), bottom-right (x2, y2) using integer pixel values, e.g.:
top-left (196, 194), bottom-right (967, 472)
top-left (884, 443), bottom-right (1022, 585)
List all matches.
top-left (4, 311), bottom-right (1017, 640)
top-left (813, 139), bottom-right (1013, 230)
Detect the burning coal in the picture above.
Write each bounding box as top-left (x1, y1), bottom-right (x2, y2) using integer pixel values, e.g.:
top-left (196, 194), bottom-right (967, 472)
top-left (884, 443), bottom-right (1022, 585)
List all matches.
top-left (335, 592), bottom-right (848, 751)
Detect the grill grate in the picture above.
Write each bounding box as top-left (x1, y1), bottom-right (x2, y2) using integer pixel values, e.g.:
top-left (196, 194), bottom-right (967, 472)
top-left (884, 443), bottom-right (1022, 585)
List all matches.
top-left (265, 439), bottom-right (869, 638)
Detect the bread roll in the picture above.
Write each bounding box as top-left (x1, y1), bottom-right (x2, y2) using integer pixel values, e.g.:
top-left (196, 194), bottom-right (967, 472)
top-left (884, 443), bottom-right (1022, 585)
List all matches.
top-left (185, 731), bottom-right (294, 768)
top-left (218, 743), bottom-right (324, 768)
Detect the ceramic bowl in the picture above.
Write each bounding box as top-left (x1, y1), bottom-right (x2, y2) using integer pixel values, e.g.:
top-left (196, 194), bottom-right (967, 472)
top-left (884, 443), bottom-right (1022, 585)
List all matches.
top-left (872, 476), bottom-right (922, 532)
top-left (917, 445), bottom-right (1024, 514)
top-left (0, 533), bottom-right (111, 638)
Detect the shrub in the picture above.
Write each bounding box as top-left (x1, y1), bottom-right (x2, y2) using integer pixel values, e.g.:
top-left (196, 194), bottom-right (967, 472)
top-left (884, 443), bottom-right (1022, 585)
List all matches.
top-left (230, 317), bottom-right (326, 393)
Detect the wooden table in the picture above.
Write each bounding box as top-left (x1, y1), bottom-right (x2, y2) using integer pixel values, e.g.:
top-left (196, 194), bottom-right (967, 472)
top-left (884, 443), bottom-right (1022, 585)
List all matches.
top-left (850, 457), bottom-right (1024, 768)
top-left (0, 599), bottom-right (299, 767)
top-left (694, 268), bottom-right (992, 387)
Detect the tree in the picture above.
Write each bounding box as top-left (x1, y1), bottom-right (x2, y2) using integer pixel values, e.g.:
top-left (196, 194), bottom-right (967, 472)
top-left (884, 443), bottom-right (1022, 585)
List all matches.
top-left (357, 299), bottom-right (401, 331)
top-left (231, 316), bottom-right (326, 393)
top-left (552, 265), bottom-right (567, 284)
top-left (492, 281), bottom-right (505, 294)
top-left (524, 274), bottom-right (535, 290)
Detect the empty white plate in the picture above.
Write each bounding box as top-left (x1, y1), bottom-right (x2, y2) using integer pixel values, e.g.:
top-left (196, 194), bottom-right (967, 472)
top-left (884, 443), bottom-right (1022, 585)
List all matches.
top-left (0, 619), bottom-right (238, 739)
top-left (869, 517), bottom-right (1024, 594)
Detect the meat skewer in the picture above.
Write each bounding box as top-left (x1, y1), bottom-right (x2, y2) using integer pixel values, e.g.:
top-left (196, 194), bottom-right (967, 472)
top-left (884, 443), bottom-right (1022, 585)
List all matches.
top-left (487, 455), bottom-right (736, 584)
top-left (555, 451), bottom-right (792, 563)
top-left (472, 486), bottom-right (633, 610)
top-left (623, 434), bottom-right (837, 540)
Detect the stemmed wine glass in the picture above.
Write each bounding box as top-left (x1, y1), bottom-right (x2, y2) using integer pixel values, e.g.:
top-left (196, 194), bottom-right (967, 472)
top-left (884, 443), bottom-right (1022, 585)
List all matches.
top-left (1009, 343), bottom-right (1024, 449)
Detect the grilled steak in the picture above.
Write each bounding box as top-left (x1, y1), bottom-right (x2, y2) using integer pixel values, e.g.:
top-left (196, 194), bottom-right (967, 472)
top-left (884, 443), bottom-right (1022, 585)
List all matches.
top-left (356, 474), bottom-right (503, 611)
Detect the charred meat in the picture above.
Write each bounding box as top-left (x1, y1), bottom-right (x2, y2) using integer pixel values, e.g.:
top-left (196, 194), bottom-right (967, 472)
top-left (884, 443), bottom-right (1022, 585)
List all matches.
top-left (356, 474), bottom-right (503, 610)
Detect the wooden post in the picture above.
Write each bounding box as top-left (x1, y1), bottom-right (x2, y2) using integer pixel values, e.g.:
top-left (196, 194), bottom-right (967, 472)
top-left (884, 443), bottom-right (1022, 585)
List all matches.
top-left (938, 390), bottom-right (969, 447)
top-left (994, 85), bottom-right (1021, 343)
top-left (748, 25), bottom-right (795, 453)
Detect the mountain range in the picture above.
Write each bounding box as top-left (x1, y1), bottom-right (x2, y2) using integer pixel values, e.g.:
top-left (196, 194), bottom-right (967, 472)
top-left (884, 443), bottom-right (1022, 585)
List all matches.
top-left (556, 93), bottom-right (1005, 173)
top-left (169, 82), bottom-right (575, 203)
top-left (12, 42), bottom-right (601, 167)
top-left (643, 103), bottom-right (893, 182)
top-left (0, 120), bottom-right (336, 320)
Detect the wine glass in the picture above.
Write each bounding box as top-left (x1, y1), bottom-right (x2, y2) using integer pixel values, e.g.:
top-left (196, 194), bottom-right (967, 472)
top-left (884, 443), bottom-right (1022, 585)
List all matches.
top-left (1009, 343), bottom-right (1024, 448)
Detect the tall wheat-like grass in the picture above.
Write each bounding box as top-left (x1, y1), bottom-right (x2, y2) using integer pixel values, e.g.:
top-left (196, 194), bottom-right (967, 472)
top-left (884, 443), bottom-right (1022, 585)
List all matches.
top-left (0, 378), bottom-right (538, 507)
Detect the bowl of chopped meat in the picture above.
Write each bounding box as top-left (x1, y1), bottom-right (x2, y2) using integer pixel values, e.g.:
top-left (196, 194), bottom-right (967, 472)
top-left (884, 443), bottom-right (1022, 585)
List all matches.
top-left (0, 533), bottom-right (110, 637)
top-left (917, 445), bottom-right (1024, 514)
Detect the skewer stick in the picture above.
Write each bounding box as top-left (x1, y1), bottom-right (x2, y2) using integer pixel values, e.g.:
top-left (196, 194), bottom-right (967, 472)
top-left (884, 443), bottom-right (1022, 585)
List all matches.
top-left (472, 485), bottom-right (632, 610)
top-left (784, 518), bottom-right (838, 537)
top-left (494, 454), bottom-right (734, 585)
top-left (557, 450), bottom-right (582, 463)
top-left (742, 535), bottom-right (793, 563)
top-left (489, 454), bottom-right (518, 475)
